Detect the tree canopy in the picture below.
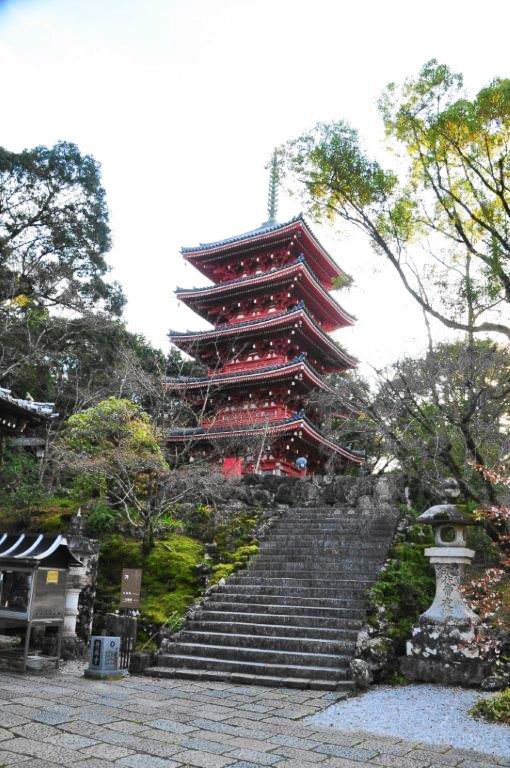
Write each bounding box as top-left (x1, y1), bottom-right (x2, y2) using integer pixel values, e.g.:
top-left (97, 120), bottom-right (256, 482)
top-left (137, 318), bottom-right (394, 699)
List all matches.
top-left (279, 61), bottom-right (510, 339)
top-left (0, 141), bottom-right (124, 315)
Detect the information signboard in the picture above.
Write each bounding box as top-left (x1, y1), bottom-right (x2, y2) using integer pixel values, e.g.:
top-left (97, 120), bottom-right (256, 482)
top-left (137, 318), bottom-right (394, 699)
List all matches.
top-left (120, 568), bottom-right (142, 609)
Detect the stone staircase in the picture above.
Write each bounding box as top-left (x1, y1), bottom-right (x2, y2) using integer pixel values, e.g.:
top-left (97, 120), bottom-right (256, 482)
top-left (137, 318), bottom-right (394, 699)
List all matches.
top-left (145, 503), bottom-right (398, 690)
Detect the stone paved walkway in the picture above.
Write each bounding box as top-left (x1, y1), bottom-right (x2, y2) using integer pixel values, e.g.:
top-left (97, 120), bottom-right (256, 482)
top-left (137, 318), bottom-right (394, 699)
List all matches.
top-left (0, 666), bottom-right (506, 768)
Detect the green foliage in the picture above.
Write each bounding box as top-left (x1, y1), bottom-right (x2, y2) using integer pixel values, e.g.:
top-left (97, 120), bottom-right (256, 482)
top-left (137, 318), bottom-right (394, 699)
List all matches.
top-left (86, 502), bottom-right (118, 536)
top-left (470, 688), bottom-right (510, 725)
top-left (369, 521), bottom-right (435, 645)
top-left (0, 141), bottom-right (124, 315)
top-left (206, 508), bottom-right (261, 584)
top-left (0, 447), bottom-right (47, 527)
top-left (182, 503), bottom-right (215, 542)
top-left (209, 563), bottom-right (236, 584)
top-left (213, 510), bottom-right (261, 555)
top-left (467, 525), bottom-right (502, 567)
top-left (62, 397), bottom-right (163, 461)
top-left (386, 672), bottom-right (410, 686)
top-left (280, 61), bottom-right (510, 341)
top-left (358, 340), bottom-right (510, 505)
top-left (209, 543), bottom-right (260, 585)
top-left (142, 535), bottom-right (204, 623)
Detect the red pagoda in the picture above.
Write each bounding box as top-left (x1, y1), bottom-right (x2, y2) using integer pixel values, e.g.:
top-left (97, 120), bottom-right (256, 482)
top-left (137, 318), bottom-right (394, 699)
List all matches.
top-left (167, 159), bottom-right (362, 476)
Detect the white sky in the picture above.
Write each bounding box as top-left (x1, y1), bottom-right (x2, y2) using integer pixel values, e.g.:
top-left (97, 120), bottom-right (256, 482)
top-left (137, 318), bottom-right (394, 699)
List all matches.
top-left (1, 0), bottom-right (509, 373)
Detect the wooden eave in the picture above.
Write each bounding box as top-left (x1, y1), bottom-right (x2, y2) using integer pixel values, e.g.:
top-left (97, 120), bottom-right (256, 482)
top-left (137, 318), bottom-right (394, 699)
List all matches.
top-left (176, 261), bottom-right (355, 330)
top-left (166, 359), bottom-right (335, 394)
top-left (169, 307), bottom-right (357, 371)
top-left (166, 415), bottom-right (363, 463)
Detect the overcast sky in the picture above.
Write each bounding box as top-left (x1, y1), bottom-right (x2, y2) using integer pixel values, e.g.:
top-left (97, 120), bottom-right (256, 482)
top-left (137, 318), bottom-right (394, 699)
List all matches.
top-left (1, 0), bottom-right (508, 372)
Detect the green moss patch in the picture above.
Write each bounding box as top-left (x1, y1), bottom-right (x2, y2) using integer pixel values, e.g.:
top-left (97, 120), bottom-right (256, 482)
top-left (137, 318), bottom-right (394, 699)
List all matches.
top-left (94, 533), bottom-right (204, 630)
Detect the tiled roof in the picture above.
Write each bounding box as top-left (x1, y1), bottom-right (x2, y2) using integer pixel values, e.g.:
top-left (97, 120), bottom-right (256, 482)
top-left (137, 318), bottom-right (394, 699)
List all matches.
top-left (0, 387), bottom-right (55, 419)
top-left (181, 216), bottom-right (302, 254)
top-left (0, 533), bottom-right (82, 566)
top-left (176, 258), bottom-right (356, 326)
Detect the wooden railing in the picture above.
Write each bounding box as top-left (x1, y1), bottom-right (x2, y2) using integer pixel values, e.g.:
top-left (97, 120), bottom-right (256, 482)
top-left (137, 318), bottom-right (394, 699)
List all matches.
top-left (219, 355), bottom-right (288, 374)
top-left (201, 405), bottom-right (291, 428)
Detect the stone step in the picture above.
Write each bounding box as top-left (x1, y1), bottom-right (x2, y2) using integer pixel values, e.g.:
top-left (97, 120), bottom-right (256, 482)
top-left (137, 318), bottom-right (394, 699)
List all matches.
top-left (144, 500), bottom-right (398, 691)
top-left (260, 529), bottom-right (387, 552)
top-left (271, 527), bottom-right (394, 536)
top-left (246, 557), bottom-right (380, 577)
top-left (251, 564), bottom-right (381, 571)
top-left (259, 543), bottom-right (388, 552)
top-left (178, 630), bottom-right (357, 654)
top-left (229, 576), bottom-right (374, 588)
top-left (153, 654), bottom-right (350, 681)
top-left (167, 642), bottom-right (351, 668)
top-left (254, 552), bottom-right (383, 560)
top-left (143, 666), bottom-right (350, 691)
top-left (186, 619), bottom-right (360, 640)
top-left (201, 602), bottom-right (365, 619)
top-left (144, 665), bottom-right (353, 689)
top-left (206, 592), bottom-right (366, 608)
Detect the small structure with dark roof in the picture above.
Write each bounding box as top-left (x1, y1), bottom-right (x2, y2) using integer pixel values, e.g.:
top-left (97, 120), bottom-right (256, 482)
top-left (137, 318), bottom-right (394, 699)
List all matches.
top-left (0, 534), bottom-right (82, 673)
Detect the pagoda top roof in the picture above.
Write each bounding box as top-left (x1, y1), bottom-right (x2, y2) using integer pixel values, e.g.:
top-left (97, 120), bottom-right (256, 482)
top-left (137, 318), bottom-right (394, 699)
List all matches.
top-left (166, 412), bottom-right (363, 464)
top-left (181, 217), bottom-right (294, 255)
top-left (181, 214), bottom-right (349, 287)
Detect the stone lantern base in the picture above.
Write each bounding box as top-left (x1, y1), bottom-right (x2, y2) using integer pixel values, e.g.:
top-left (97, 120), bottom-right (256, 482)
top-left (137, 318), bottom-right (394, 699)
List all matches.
top-left (400, 620), bottom-right (495, 687)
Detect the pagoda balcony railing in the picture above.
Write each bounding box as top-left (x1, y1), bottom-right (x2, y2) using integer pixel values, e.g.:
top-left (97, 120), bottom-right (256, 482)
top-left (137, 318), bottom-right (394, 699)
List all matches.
top-left (201, 405), bottom-right (292, 429)
top-left (219, 355), bottom-right (288, 374)
top-left (177, 255), bottom-right (322, 293)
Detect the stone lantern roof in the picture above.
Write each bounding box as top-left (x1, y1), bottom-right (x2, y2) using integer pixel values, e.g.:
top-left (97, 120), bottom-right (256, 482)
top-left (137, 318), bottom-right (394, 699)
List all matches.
top-left (417, 503), bottom-right (477, 527)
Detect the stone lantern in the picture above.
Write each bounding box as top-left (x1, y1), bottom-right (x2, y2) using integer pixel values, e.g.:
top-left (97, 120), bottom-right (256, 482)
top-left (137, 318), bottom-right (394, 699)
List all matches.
top-left (61, 510), bottom-right (100, 659)
top-left (400, 479), bottom-right (496, 686)
top-left (417, 491), bottom-right (478, 626)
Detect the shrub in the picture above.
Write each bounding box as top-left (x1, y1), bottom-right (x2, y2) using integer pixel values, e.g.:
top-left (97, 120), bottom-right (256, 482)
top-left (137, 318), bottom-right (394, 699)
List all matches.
top-left (368, 522), bottom-right (435, 646)
top-left (470, 688), bottom-right (510, 725)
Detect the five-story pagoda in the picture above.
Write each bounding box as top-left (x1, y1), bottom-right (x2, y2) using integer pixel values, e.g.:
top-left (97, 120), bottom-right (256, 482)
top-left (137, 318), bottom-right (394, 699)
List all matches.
top-left (167, 158), bottom-right (362, 476)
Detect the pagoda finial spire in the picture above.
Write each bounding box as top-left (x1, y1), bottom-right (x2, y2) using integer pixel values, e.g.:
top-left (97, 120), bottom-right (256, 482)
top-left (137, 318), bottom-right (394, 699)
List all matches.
top-left (264, 149), bottom-right (279, 226)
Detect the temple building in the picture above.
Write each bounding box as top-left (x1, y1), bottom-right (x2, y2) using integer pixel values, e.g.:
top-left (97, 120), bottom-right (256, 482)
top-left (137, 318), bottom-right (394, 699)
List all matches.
top-left (167, 160), bottom-right (362, 476)
top-left (0, 387), bottom-right (56, 461)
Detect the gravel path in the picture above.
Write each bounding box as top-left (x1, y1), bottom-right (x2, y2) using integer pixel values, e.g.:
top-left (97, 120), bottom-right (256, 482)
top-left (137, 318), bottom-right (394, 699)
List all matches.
top-left (306, 683), bottom-right (509, 759)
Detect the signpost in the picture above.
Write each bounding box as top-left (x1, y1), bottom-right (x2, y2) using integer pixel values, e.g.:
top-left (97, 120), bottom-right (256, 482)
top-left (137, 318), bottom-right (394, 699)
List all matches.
top-left (120, 568), bottom-right (142, 609)
top-left (117, 568), bottom-right (142, 669)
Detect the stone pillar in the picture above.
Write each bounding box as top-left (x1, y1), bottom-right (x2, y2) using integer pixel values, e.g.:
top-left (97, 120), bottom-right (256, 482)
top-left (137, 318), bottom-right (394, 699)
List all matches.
top-left (400, 480), bottom-right (495, 686)
top-left (63, 570), bottom-right (87, 638)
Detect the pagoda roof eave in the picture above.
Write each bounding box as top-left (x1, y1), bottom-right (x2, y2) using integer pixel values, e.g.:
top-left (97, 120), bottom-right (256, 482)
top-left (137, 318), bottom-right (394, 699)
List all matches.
top-left (168, 306), bottom-right (357, 370)
top-left (166, 357), bottom-right (335, 393)
top-left (166, 414), bottom-right (363, 464)
top-left (176, 260), bottom-right (355, 328)
top-left (180, 215), bottom-right (350, 285)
